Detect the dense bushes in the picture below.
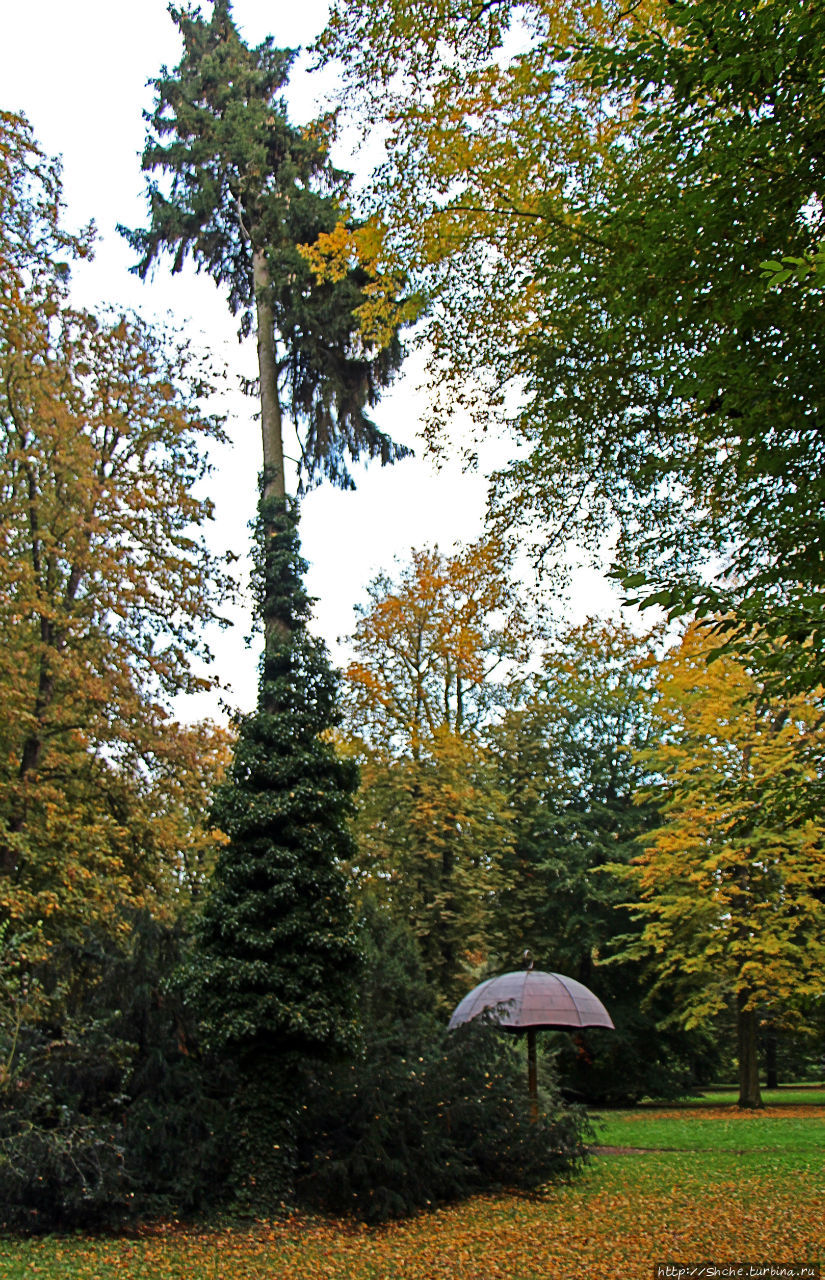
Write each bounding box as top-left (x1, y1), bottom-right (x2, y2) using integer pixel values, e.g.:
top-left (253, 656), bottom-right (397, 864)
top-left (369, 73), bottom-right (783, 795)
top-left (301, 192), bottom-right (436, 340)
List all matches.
top-left (0, 905), bottom-right (591, 1232)
top-left (0, 914), bottom-right (231, 1232)
top-left (297, 908), bottom-right (591, 1222)
top-left (299, 1021), bottom-right (590, 1223)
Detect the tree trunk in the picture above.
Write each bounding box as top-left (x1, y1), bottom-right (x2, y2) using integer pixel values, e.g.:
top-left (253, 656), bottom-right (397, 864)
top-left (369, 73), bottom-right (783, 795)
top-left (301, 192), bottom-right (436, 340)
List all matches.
top-left (253, 246), bottom-right (286, 506)
top-left (231, 1045), bottom-right (299, 1213)
top-left (438, 834), bottom-right (456, 996)
top-left (3, 634), bottom-right (56, 874)
top-left (765, 1022), bottom-right (778, 1091)
top-left (252, 244), bottom-right (288, 657)
top-left (737, 990), bottom-right (763, 1109)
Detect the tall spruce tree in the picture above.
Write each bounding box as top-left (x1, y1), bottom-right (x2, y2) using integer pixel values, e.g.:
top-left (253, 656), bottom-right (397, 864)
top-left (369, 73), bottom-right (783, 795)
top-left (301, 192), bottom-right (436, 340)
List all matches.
top-left (122, 2), bottom-right (406, 1207)
top-left (121, 0), bottom-right (407, 636)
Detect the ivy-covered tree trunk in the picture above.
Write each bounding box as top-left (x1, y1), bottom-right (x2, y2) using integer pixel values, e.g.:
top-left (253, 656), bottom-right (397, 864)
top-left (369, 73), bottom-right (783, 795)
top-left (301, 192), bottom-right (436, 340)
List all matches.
top-left (185, 501), bottom-right (361, 1210)
top-left (231, 1046), bottom-right (303, 1213)
top-left (123, 0), bottom-right (411, 1212)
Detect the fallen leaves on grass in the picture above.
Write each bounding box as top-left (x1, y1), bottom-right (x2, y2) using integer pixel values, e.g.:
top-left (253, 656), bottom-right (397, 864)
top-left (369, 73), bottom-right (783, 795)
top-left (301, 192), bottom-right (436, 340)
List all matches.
top-left (3, 1153), bottom-right (823, 1280)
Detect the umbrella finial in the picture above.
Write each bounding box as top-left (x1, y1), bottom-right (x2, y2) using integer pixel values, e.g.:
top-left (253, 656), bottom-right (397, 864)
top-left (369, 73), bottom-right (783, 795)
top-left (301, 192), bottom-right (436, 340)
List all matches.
top-left (522, 949), bottom-right (533, 971)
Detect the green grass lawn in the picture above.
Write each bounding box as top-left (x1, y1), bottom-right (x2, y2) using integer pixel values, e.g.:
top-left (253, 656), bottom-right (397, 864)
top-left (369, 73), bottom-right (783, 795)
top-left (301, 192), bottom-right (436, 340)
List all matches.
top-left (699, 1086), bottom-right (825, 1106)
top-left (593, 1104), bottom-right (825, 1153)
top-left (1, 1103), bottom-right (823, 1279)
top-left (649, 1085), bottom-right (825, 1108)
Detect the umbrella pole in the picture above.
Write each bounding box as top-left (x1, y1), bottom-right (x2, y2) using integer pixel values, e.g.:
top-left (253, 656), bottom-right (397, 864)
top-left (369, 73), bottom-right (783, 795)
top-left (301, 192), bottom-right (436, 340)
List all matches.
top-left (527, 1027), bottom-right (538, 1121)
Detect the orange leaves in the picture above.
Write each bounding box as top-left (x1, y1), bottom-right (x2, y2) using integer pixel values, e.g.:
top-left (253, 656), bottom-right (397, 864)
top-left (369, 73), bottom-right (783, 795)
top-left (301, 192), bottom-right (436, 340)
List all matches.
top-left (621, 1104), bottom-right (825, 1123)
top-left (299, 218), bottom-right (421, 350)
top-left (0, 112), bottom-right (235, 946)
top-left (2, 1136), bottom-right (823, 1279)
top-left (346, 536), bottom-right (531, 749)
top-left (341, 537), bottom-right (530, 995)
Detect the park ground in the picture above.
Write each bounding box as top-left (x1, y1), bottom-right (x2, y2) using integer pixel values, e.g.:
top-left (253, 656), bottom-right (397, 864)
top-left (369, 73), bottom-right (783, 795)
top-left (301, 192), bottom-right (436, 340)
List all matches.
top-left (1, 1088), bottom-right (823, 1280)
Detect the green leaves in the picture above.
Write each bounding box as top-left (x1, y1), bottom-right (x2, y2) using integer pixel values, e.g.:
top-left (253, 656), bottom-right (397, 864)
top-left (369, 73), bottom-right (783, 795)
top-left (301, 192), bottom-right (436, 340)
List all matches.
top-left (761, 241), bottom-right (825, 290)
top-left (330, 0), bottom-right (825, 690)
top-left (541, 0), bottom-right (825, 687)
top-left (184, 499), bottom-right (361, 1204)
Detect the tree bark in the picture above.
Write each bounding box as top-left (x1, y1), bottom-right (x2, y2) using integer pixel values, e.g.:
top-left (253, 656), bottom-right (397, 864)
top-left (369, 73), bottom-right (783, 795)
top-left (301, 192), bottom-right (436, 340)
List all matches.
top-left (737, 989), bottom-right (763, 1108)
top-left (253, 246), bottom-right (286, 507)
top-left (252, 244), bottom-right (289, 658)
top-left (765, 1021), bottom-right (778, 1091)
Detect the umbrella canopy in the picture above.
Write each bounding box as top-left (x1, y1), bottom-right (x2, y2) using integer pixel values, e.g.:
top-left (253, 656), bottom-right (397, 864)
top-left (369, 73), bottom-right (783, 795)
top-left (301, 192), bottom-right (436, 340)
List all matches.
top-left (448, 969), bottom-right (615, 1032)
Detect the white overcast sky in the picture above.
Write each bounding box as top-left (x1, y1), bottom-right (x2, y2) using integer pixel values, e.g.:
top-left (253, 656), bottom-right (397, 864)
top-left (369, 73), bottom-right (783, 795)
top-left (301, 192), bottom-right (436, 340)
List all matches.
top-left (2, 0), bottom-right (619, 718)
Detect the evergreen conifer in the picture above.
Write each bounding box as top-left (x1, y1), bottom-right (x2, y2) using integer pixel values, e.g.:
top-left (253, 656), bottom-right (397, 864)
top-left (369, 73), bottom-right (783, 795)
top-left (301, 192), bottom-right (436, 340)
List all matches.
top-left (185, 497), bottom-right (361, 1209)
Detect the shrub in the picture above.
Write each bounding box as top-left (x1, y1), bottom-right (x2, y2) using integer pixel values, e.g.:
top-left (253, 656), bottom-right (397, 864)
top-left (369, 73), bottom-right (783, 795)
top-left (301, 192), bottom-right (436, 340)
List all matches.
top-left (0, 913), bottom-right (231, 1232)
top-left (297, 906), bottom-right (591, 1221)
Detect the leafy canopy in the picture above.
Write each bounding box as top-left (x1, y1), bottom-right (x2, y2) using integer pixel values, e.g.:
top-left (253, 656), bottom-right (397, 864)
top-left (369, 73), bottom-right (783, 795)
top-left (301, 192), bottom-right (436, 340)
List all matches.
top-left (341, 539), bottom-right (528, 1002)
top-left (316, 0), bottom-right (663, 456)
top-left (320, 0), bottom-right (825, 690)
top-left (0, 110), bottom-right (233, 946)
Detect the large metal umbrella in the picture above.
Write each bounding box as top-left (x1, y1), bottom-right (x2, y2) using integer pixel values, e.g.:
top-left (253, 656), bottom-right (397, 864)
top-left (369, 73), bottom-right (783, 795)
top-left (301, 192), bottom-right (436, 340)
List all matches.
top-left (448, 964), bottom-right (614, 1110)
